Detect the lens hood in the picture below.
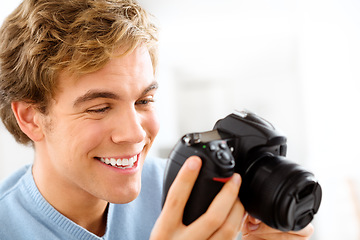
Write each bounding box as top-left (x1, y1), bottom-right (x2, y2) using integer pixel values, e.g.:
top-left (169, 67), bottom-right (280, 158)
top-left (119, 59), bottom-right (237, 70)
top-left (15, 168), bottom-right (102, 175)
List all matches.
top-left (239, 154), bottom-right (322, 231)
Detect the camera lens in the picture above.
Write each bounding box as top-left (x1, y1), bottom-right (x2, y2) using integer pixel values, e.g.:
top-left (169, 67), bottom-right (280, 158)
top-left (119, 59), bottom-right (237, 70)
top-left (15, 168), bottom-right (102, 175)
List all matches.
top-left (239, 154), bottom-right (322, 231)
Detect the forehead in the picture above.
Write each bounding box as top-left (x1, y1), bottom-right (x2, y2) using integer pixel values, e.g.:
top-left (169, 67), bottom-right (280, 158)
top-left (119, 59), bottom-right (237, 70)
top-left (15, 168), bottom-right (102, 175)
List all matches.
top-left (53, 46), bottom-right (155, 104)
top-left (60, 47), bottom-right (153, 87)
top-left (99, 46), bottom-right (153, 76)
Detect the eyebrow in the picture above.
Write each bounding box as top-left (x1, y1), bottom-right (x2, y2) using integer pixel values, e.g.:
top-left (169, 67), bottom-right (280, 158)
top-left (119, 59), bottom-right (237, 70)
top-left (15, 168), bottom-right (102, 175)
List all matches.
top-left (143, 81), bottom-right (159, 95)
top-left (73, 81), bottom-right (159, 107)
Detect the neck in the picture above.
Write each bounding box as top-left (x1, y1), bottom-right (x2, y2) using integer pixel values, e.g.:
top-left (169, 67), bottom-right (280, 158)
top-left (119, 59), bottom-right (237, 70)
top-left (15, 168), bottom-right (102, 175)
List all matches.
top-left (32, 155), bottom-right (109, 237)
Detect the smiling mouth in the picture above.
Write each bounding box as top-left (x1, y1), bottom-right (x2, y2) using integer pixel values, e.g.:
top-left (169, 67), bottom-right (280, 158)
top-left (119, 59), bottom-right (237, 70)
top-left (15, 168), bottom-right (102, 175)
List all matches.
top-left (96, 155), bottom-right (139, 169)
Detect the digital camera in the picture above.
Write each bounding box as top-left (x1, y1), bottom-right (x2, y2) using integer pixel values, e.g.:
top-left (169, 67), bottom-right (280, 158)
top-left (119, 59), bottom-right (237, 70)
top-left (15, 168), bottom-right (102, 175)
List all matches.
top-left (162, 110), bottom-right (322, 231)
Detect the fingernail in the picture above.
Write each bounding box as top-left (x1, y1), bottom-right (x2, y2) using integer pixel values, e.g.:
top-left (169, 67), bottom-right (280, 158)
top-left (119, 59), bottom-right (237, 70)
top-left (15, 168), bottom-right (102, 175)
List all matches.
top-left (249, 216), bottom-right (261, 224)
top-left (253, 218), bottom-right (261, 224)
top-left (187, 157), bottom-right (201, 171)
top-left (232, 173), bottom-right (241, 186)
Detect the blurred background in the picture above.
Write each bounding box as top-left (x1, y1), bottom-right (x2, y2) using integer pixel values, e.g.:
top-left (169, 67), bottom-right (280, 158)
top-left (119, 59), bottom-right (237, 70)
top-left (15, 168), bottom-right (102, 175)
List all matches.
top-left (1, 0), bottom-right (359, 239)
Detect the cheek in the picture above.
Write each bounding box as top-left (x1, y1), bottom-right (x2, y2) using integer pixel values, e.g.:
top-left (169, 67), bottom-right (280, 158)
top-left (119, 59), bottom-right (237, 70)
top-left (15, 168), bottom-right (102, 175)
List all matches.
top-left (56, 120), bottom-right (107, 156)
top-left (145, 111), bottom-right (160, 140)
top-left (141, 111), bottom-right (160, 147)
top-left (74, 122), bottom-right (109, 147)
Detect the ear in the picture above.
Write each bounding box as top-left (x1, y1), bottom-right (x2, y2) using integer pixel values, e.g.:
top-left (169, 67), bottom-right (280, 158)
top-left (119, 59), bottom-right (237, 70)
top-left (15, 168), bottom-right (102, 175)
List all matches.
top-left (11, 102), bottom-right (44, 142)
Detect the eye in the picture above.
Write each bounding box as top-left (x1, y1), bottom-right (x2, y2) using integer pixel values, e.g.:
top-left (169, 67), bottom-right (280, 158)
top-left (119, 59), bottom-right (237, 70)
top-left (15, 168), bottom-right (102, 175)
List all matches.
top-left (86, 106), bottom-right (111, 113)
top-left (135, 96), bottom-right (155, 106)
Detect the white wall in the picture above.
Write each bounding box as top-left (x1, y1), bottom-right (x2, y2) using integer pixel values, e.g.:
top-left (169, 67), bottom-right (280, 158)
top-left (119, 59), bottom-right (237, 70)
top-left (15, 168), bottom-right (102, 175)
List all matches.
top-left (1, 0), bottom-right (360, 239)
top-left (298, 0), bottom-right (360, 238)
top-left (145, 1), bottom-right (360, 239)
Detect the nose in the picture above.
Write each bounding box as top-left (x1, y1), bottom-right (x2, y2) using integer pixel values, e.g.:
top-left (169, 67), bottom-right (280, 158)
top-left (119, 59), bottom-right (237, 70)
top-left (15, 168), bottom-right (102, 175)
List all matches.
top-left (111, 106), bottom-right (146, 144)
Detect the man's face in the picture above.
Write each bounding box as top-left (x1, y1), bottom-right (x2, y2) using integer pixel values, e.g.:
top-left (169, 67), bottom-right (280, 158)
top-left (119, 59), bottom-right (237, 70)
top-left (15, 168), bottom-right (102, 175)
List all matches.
top-left (36, 46), bottom-right (159, 203)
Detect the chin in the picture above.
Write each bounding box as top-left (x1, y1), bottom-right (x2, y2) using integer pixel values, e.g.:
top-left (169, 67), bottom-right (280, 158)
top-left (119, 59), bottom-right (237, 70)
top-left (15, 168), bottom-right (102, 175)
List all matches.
top-left (106, 181), bottom-right (142, 204)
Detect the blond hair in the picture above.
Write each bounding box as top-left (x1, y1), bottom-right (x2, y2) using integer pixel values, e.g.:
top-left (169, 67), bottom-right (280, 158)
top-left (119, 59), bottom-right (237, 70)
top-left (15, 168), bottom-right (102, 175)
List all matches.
top-left (0, 0), bottom-right (158, 144)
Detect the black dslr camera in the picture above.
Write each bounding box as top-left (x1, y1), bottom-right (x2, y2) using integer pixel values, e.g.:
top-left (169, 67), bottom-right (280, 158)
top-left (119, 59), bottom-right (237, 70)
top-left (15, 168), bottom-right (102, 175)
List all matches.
top-left (162, 110), bottom-right (322, 231)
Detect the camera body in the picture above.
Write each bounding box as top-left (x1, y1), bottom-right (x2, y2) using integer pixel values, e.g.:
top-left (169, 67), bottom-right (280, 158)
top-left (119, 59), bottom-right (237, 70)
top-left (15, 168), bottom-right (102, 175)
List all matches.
top-left (162, 110), bottom-right (322, 231)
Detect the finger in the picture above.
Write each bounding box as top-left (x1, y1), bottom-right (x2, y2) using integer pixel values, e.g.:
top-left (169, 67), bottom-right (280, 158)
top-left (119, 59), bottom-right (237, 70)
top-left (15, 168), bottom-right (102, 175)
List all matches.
top-left (248, 215), bottom-right (262, 225)
top-left (242, 223), bottom-right (314, 240)
top-left (188, 173), bottom-right (242, 239)
top-left (162, 156), bottom-right (202, 223)
top-left (246, 222), bottom-right (314, 237)
top-left (241, 215), bottom-right (261, 233)
top-left (209, 199), bottom-right (245, 240)
top-left (242, 231), bottom-right (310, 240)
top-left (289, 224), bottom-right (314, 238)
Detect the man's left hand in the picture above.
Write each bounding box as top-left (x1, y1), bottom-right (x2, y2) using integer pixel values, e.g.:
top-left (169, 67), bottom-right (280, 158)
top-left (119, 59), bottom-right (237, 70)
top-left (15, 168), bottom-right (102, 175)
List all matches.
top-left (241, 215), bottom-right (314, 240)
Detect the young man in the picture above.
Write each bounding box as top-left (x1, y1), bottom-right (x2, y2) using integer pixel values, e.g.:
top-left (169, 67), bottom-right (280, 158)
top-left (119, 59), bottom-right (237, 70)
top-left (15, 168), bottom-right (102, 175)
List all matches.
top-left (0, 0), bottom-right (314, 239)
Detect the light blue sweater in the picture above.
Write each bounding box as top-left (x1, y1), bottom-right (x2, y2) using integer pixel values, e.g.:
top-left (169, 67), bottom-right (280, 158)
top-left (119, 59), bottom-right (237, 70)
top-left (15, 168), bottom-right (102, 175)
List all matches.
top-left (0, 157), bottom-right (166, 240)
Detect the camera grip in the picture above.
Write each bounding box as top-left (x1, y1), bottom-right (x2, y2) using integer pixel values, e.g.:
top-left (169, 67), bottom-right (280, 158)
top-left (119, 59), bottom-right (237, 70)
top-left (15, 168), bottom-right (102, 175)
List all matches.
top-left (162, 132), bottom-right (235, 225)
top-left (162, 154), bottom-right (229, 225)
top-left (183, 170), bottom-right (227, 225)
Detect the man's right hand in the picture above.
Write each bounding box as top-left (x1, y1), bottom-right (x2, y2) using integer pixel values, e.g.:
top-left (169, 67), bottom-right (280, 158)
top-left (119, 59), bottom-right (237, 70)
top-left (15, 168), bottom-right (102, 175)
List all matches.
top-left (150, 156), bottom-right (245, 240)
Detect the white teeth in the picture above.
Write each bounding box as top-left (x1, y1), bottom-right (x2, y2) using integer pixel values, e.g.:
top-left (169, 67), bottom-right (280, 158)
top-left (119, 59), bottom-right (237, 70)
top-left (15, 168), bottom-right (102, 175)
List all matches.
top-left (116, 159), bottom-right (122, 165)
top-left (122, 158), bottom-right (129, 165)
top-left (99, 155), bottom-right (138, 169)
top-left (110, 158), bottom-right (116, 166)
